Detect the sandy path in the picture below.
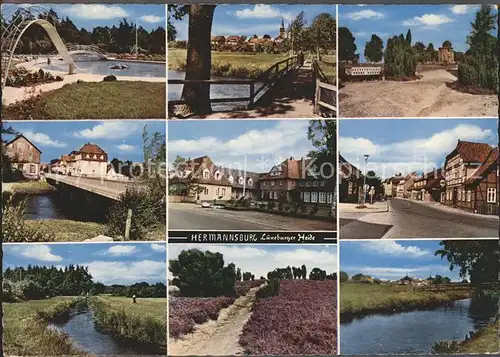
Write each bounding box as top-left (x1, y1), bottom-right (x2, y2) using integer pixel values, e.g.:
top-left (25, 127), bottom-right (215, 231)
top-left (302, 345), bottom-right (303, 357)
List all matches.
top-left (340, 69), bottom-right (498, 118)
top-left (169, 285), bottom-right (263, 356)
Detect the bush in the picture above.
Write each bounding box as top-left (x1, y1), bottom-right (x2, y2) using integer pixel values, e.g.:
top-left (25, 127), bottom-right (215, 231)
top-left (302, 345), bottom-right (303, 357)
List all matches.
top-left (267, 201), bottom-right (275, 210)
top-left (256, 278), bottom-right (280, 299)
top-left (5, 67), bottom-right (57, 87)
top-left (339, 271), bottom-right (349, 283)
top-left (2, 193), bottom-right (56, 242)
top-left (309, 206), bottom-right (319, 215)
top-left (384, 34), bottom-right (417, 79)
top-left (103, 75), bottom-right (117, 82)
top-left (106, 180), bottom-right (165, 240)
top-left (457, 55), bottom-right (498, 93)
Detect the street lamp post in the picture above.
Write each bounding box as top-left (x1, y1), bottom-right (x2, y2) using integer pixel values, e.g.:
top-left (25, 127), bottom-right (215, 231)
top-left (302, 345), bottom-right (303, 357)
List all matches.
top-left (362, 154), bottom-right (369, 205)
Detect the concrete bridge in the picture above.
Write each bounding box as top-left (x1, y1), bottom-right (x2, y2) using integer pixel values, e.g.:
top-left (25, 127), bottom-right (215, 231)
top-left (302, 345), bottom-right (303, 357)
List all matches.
top-left (45, 173), bottom-right (139, 201)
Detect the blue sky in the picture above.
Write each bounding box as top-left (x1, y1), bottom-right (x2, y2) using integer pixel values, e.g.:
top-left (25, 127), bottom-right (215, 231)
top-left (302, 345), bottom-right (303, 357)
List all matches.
top-left (170, 4), bottom-right (336, 41)
top-left (339, 118), bottom-right (498, 179)
top-left (341, 240), bottom-right (464, 281)
top-left (169, 244), bottom-right (337, 280)
top-left (1, 4), bottom-right (165, 31)
top-left (168, 120), bottom-right (316, 173)
top-left (340, 5), bottom-right (497, 62)
top-left (3, 121), bottom-right (165, 164)
top-left (3, 243), bottom-right (167, 285)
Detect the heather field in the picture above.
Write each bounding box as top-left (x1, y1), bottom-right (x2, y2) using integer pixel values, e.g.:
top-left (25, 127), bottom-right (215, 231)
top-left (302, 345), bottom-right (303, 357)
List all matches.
top-left (169, 280), bottom-right (265, 338)
top-left (239, 279), bottom-right (337, 355)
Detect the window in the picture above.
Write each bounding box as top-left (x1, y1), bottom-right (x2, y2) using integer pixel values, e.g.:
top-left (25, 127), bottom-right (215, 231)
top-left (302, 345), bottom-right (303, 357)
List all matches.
top-left (299, 181), bottom-right (305, 187)
top-left (280, 180), bottom-right (284, 186)
top-left (203, 187), bottom-right (209, 195)
top-left (214, 171), bottom-right (222, 180)
top-left (238, 176), bottom-right (244, 185)
top-left (30, 165), bottom-right (35, 174)
top-left (313, 181), bottom-right (319, 187)
top-left (271, 181), bottom-right (275, 187)
top-left (311, 192), bottom-right (318, 203)
top-left (100, 155), bottom-right (104, 160)
top-left (216, 188), bottom-right (220, 196)
top-left (300, 192), bottom-right (304, 200)
top-left (29, 152), bottom-right (33, 162)
top-left (467, 190), bottom-right (471, 202)
top-left (320, 181), bottom-right (325, 187)
top-left (261, 191), bottom-right (265, 199)
top-left (222, 188), bottom-right (226, 196)
top-left (248, 178), bottom-right (253, 186)
top-left (326, 192), bottom-right (333, 204)
top-left (304, 192), bottom-right (311, 203)
top-left (203, 169), bottom-right (210, 179)
top-left (487, 188), bottom-right (497, 203)
top-left (319, 192), bottom-right (326, 203)
top-left (348, 181), bottom-right (353, 195)
top-left (228, 175), bottom-right (234, 184)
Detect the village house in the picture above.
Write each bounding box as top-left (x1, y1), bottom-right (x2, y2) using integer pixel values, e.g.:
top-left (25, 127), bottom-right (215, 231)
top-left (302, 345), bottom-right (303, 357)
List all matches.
top-left (383, 174), bottom-right (403, 198)
top-left (396, 172), bottom-right (418, 198)
top-left (444, 140), bottom-right (497, 214)
top-left (211, 35), bottom-right (226, 47)
top-left (339, 154), bottom-right (363, 203)
top-left (259, 157), bottom-right (300, 202)
top-left (225, 35), bottom-right (245, 47)
top-left (3, 134), bottom-right (42, 179)
top-left (217, 166), bottom-right (261, 201)
top-left (66, 143), bottom-right (108, 177)
top-left (296, 156), bottom-right (335, 211)
top-left (408, 168), bottom-right (445, 202)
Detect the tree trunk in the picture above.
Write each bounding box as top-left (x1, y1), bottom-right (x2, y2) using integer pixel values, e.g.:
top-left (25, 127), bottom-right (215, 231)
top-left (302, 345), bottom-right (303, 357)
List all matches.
top-left (178, 5), bottom-right (215, 116)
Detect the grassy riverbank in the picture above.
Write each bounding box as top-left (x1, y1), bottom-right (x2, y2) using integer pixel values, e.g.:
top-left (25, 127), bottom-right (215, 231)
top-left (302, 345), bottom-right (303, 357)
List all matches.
top-left (432, 321), bottom-right (499, 354)
top-left (25, 219), bottom-right (105, 241)
top-left (3, 81), bottom-right (166, 119)
top-left (340, 283), bottom-right (472, 318)
top-left (2, 181), bottom-right (56, 194)
top-left (3, 297), bottom-right (84, 356)
top-left (91, 296), bottom-right (167, 353)
top-left (169, 49), bottom-right (287, 79)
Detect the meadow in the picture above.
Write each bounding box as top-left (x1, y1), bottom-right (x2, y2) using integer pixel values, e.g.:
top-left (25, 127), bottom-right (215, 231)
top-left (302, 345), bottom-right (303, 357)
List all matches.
top-left (168, 49), bottom-right (287, 79)
top-left (340, 282), bottom-right (472, 318)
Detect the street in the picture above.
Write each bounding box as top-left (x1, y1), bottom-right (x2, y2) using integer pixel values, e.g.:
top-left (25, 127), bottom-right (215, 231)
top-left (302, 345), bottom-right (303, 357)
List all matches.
top-left (340, 198), bottom-right (498, 239)
top-left (168, 203), bottom-right (336, 231)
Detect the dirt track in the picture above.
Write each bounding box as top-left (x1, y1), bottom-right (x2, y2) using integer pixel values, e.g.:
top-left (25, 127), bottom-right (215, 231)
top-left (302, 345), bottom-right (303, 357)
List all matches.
top-left (340, 69), bottom-right (498, 118)
top-left (168, 285), bottom-right (263, 356)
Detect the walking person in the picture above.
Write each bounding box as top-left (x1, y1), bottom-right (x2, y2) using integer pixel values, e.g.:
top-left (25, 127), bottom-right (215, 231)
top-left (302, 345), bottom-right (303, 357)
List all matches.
top-left (132, 294), bottom-right (137, 303)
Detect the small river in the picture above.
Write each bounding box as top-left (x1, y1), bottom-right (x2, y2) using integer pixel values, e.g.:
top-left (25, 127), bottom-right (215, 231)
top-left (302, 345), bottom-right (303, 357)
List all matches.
top-left (48, 309), bottom-right (140, 355)
top-left (340, 296), bottom-right (498, 354)
top-left (36, 58), bottom-right (166, 78)
top-left (168, 70), bottom-right (265, 112)
top-left (22, 193), bottom-right (107, 223)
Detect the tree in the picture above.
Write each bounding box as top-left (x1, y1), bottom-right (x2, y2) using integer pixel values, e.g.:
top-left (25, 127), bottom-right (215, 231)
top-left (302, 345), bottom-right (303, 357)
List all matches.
top-left (307, 120), bottom-right (335, 159)
top-left (242, 272), bottom-right (252, 281)
top-left (169, 155), bottom-right (203, 198)
top-left (338, 27), bottom-right (357, 62)
top-left (384, 31), bottom-right (417, 78)
top-left (309, 268), bottom-right (327, 281)
top-left (364, 34), bottom-right (384, 63)
top-left (405, 29), bottom-right (412, 45)
top-left (309, 13), bottom-right (336, 58)
top-left (169, 249), bottom-right (236, 297)
top-left (351, 273), bottom-right (366, 281)
top-left (339, 271), bottom-right (349, 282)
top-left (301, 264), bottom-right (307, 280)
top-left (435, 240), bottom-right (499, 287)
top-left (236, 268), bottom-right (242, 282)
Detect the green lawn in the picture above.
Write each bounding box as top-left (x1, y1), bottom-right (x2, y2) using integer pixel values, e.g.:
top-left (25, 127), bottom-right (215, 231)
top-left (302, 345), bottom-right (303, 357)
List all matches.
top-left (3, 297), bottom-right (82, 356)
top-left (340, 282), bottom-right (472, 316)
top-left (25, 219), bottom-right (105, 242)
top-left (93, 295), bottom-right (167, 323)
top-left (3, 81), bottom-right (166, 119)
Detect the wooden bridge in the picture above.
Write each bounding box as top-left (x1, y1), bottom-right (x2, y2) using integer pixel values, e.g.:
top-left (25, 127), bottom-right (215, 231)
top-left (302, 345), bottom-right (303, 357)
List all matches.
top-left (168, 55), bottom-right (337, 118)
top-left (45, 173), bottom-right (138, 201)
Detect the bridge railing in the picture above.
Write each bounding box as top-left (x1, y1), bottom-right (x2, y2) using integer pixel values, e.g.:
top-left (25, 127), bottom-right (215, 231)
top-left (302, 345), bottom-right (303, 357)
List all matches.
top-left (168, 55), bottom-right (299, 110)
top-left (312, 60), bottom-right (337, 117)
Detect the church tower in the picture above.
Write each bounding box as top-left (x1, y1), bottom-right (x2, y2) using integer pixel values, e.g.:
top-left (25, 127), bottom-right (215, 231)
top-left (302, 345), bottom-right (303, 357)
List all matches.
top-left (279, 17), bottom-right (285, 38)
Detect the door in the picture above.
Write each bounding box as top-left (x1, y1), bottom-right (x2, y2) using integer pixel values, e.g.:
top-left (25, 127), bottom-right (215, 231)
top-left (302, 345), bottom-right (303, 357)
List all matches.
top-left (452, 188), bottom-right (457, 206)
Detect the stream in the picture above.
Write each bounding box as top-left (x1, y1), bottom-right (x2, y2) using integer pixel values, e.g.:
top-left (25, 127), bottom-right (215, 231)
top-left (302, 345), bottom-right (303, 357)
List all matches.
top-left (48, 308), bottom-right (142, 355)
top-left (340, 296), bottom-right (498, 354)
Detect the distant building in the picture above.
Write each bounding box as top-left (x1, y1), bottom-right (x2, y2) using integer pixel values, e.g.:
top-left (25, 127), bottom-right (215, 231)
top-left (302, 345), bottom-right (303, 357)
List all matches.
top-left (217, 166), bottom-right (260, 201)
top-left (396, 172), bottom-right (418, 198)
top-left (383, 174), bottom-right (403, 198)
top-left (408, 168), bottom-right (445, 202)
top-left (259, 157), bottom-right (300, 202)
top-left (339, 154), bottom-right (363, 203)
top-left (3, 134), bottom-right (42, 179)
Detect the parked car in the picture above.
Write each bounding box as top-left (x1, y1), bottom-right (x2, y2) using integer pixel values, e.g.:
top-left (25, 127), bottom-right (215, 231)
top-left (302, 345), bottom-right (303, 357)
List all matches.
top-left (201, 202), bottom-right (211, 208)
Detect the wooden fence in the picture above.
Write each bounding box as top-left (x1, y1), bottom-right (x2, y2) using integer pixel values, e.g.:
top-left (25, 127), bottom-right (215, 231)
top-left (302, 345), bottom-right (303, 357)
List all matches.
top-left (312, 60), bottom-right (337, 117)
top-left (169, 56), bottom-right (299, 108)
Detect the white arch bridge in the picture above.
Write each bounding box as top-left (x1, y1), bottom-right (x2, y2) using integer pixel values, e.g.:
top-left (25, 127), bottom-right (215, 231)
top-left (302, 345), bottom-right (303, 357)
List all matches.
top-left (1, 6), bottom-right (110, 89)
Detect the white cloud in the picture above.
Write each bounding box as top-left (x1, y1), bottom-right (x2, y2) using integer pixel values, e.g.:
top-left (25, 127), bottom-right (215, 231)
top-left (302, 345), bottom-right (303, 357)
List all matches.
top-left (361, 241), bottom-right (430, 258)
top-left (451, 5), bottom-right (477, 15)
top-left (85, 260), bottom-right (166, 285)
top-left (62, 4), bottom-right (128, 20)
top-left (140, 15), bottom-right (164, 23)
top-left (107, 245), bottom-right (138, 256)
top-left (73, 121), bottom-right (143, 140)
top-left (345, 10), bottom-right (385, 20)
top-left (234, 5), bottom-right (295, 21)
top-left (151, 243), bottom-right (166, 252)
top-left (403, 14), bottom-right (454, 27)
top-left (23, 131), bottom-right (67, 148)
top-left (340, 124), bottom-right (494, 178)
top-left (116, 144), bottom-right (136, 152)
top-left (168, 245), bottom-right (337, 281)
top-left (9, 245), bottom-right (63, 262)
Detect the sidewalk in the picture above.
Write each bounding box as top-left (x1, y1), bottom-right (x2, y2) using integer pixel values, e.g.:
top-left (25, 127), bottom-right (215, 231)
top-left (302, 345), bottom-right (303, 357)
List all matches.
top-left (393, 197), bottom-right (499, 221)
top-left (339, 201), bottom-right (388, 214)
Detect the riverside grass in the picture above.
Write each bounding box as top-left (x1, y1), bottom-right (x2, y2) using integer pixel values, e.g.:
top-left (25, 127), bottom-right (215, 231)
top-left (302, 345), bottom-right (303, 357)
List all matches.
top-left (455, 321), bottom-right (500, 353)
top-left (340, 283), bottom-right (472, 318)
top-left (90, 296), bottom-right (167, 353)
top-left (169, 49), bottom-right (287, 79)
top-left (3, 297), bottom-right (85, 356)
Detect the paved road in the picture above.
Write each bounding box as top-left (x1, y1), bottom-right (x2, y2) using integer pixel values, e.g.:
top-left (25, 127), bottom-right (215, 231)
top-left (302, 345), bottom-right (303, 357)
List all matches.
top-left (340, 198), bottom-right (498, 239)
top-left (168, 203), bottom-right (336, 231)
